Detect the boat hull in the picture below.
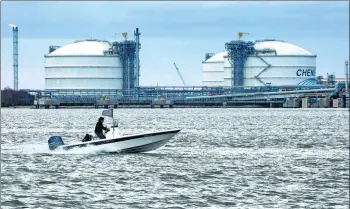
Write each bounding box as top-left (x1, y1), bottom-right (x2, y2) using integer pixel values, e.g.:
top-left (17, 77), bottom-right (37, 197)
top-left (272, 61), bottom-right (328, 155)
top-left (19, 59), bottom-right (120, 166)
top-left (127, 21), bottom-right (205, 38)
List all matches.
top-left (56, 129), bottom-right (181, 153)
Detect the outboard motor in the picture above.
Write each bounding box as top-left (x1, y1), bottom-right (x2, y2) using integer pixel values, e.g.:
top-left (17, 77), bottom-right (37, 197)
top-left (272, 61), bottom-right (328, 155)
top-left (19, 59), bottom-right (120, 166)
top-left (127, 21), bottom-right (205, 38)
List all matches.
top-left (82, 134), bottom-right (93, 142)
top-left (48, 136), bottom-right (64, 150)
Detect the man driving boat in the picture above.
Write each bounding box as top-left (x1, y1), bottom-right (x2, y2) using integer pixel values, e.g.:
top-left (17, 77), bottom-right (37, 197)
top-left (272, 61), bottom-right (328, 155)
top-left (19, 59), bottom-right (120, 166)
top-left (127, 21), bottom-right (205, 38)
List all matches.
top-left (95, 117), bottom-right (110, 139)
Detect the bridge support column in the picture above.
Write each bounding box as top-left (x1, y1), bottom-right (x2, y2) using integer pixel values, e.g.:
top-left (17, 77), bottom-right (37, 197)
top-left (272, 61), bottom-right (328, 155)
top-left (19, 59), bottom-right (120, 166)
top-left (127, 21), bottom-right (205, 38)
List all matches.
top-left (302, 97), bottom-right (308, 108)
top-left (332, 99), bottom-right (339, 108)
top-left (341, 95), bottom-right (346, 108)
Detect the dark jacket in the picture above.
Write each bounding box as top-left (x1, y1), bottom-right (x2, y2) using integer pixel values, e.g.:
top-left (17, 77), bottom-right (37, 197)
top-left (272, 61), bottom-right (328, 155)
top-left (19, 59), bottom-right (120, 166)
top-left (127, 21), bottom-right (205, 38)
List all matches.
top-left (94, 121), bottom-right (107, 134)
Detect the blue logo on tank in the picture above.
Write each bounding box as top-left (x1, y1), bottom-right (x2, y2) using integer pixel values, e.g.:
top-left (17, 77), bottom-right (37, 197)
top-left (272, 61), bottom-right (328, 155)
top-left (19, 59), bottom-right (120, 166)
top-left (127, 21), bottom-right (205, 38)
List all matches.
top-left (298, 78), bottom-right (316, 86)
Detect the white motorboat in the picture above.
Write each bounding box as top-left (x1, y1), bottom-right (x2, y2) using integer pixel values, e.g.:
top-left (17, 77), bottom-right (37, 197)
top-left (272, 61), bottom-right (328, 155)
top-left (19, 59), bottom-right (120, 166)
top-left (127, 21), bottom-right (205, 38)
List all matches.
top-left (47, 109), bottom-right (181, 153)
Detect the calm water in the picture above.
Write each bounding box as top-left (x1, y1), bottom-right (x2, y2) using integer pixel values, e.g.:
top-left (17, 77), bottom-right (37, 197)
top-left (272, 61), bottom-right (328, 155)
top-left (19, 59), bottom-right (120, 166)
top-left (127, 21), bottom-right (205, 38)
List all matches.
top-left (1, 108), bottom-right (349, 209)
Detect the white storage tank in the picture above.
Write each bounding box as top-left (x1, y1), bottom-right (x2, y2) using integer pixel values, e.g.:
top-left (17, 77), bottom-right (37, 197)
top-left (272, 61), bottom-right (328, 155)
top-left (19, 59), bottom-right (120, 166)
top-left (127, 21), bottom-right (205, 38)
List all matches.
top-left (45, 40), bottom-right (123, 90)
top-left (202, 40), bottom-right (317, 87)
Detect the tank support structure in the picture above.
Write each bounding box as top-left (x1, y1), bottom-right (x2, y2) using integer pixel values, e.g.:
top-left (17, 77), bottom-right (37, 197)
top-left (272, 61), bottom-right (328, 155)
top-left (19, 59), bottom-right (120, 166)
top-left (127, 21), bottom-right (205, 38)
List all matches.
top-left (113, 41), bottom-right (137, 92)
top-left (225, 41), bottom-right (254, 87)
top-left (112, 28), bottom-right (141, 94)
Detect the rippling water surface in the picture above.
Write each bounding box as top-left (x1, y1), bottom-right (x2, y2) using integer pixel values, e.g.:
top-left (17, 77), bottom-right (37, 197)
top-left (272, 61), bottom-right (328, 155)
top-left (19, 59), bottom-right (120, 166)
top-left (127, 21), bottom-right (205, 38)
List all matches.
top-left (1, 108), bottom-right (349, 209)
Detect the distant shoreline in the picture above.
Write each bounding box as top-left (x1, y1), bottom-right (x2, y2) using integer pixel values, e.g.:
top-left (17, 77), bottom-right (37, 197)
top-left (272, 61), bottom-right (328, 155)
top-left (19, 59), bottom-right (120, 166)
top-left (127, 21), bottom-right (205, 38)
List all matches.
top-left (1, 106), bottom-right (348, 109)
top-left (1, 106), bottom-right (32, 109)
top-left (1, 105), bottom-right (267, 109)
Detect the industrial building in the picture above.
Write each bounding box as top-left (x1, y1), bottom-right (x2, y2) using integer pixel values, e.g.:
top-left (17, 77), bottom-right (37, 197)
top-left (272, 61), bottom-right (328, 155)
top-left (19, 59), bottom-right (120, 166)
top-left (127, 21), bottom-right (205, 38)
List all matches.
top-left (45, 29), bottom-right (141, 92)
top-left (33, 33), bottom-right (348, 108)
top-left (45, 40), bottom-right (123, 89)
top-left (203, 39), bottom-right (317, 87)
top-left (5, 24), bottom-right (348, 108)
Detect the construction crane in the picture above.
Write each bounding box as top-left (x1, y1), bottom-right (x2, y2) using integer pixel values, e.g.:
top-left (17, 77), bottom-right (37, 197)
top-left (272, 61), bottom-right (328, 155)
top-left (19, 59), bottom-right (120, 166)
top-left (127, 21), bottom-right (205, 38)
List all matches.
top-left (237, 32), bottom-right (249, 40)
top-left (173, 63), bottom-right (186, 86)
top-left (118, 32), bottom-right (128, 40)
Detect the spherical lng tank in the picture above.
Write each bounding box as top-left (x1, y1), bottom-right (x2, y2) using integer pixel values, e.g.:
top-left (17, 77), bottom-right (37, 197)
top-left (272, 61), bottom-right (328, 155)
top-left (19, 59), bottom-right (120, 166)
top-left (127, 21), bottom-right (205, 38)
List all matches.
top-left (45, 40), bottom-right (123, 90)
top-left (202, 40), bottom-right (317, 87)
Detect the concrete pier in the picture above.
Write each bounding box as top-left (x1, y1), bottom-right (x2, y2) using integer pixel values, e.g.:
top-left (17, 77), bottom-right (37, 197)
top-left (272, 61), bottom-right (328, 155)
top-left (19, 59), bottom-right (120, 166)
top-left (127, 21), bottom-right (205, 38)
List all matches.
top-left (302, 97), bottom-right (308, 108)
top-left (332, 99), bottom-right (339, 108)
top-left (31, 87), bottom-right (350, 109)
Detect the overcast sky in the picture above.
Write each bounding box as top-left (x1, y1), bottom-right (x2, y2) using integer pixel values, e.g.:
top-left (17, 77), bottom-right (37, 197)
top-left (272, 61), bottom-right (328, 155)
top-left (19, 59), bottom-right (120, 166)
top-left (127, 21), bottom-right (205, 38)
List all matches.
top-left (1, 1), bottom-right (349, 89)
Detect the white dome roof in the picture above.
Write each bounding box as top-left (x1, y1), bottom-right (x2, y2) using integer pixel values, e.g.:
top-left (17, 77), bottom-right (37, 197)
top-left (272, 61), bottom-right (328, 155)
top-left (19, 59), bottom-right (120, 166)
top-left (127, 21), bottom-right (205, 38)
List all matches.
top-left (206, 51), bottom-right (228, 62)
top-left (48, 40), bottom-right (111, 56)
top-left (205, 40), bottom-right (313, 63)
top-left (254, 41), bottom-right (312, 56)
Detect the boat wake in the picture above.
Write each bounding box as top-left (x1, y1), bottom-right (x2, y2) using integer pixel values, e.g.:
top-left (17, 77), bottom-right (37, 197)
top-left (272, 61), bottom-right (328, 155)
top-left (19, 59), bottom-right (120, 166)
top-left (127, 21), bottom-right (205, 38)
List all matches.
top-left (3, 142), bottom-right (115, 155)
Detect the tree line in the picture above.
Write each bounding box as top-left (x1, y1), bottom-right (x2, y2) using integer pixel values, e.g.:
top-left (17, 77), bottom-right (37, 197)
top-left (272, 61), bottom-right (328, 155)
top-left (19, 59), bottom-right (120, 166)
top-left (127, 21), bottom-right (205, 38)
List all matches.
top-left (1, 87), bottom-right (34, 107)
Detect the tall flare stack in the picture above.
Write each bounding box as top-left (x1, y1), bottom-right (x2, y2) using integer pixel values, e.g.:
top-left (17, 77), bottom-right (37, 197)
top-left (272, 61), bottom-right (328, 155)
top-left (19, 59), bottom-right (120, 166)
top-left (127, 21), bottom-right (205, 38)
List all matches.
top-left (134, 28), bottom-right (141, 88)
top-left (9, 24), bottom-right (19, 90)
